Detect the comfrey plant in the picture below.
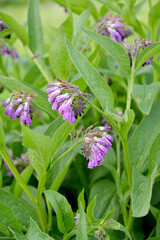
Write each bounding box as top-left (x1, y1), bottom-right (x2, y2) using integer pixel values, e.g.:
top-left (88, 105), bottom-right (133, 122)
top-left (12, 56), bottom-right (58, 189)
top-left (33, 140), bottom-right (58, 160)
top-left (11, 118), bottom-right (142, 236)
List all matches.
top-left (0, 1), bottom-right (160, 240)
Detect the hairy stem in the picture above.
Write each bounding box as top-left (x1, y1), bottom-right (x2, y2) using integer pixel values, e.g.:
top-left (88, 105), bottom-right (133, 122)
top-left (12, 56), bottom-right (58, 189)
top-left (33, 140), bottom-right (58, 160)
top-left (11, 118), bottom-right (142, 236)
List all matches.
top-left (126, 60), bottom-right (135, 110)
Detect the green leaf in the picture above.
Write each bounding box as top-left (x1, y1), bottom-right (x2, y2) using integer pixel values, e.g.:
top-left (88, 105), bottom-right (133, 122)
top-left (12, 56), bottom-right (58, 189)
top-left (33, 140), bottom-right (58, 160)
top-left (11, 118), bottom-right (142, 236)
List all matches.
top-left (0, 117), bottom-right (5, 149)
top-left (52, 0), bottom-right (98, 19)
top-left (0, 189), bottom-right (40, 228)
top-left (86, 195), bottom-right (96, 222)
top-left (28, 0), bottom-right (43, 54)
top-left (133, 83), bottom-right (160, 114)
top-left (89, 179), bottom-right (119, 220)
top-left (128, 99), bottom-right (160, 169)
top-left (97, 0), bottom-right (121, 14)
top-left (107, 219), bottom-right (132, 240)
top-left (12, 232), bottom-right (27, 240)
top-left (44, 190), bottom-right (74, 234)
top-left (78, 189), bottom-right (85, 210)
top-left (44, 117), bottom-right (64, 137)
top-left (132, 167), bottom-right (157, 217)
top-left (135, 43), bottom-right (160, 71)
top-left (148, 133), bottom-right (160, 176)
top-left (0, 75), bottom-right (56, 118)
top-left (149, 2), bottom-right (160, 25)
top-left (0, 12), bottom-right (28, 45)
top-left (49, 17), bottom-right (72, 80)
top-left (82, 28), bottom-right (131, 76)
top-left (26, 218), bottom-right (54, 240)
top-left (66, 38), bottom-right (114, 110)
top-left (118, 109), bottom-right (135, 137)
top-left (0, 203), bottom-right (21, 233)
top-left (14, 165), bottom-right (34, 197)
top-left (76, 203), bottom-right (88, 240)
top-left (147, 238), bottom-right (160, 240)
top-left (22, 126), bottom-right (51, 173)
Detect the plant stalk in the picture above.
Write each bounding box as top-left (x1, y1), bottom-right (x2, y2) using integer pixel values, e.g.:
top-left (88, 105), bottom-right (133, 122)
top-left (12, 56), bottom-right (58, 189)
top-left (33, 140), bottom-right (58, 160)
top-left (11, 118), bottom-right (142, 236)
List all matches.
top-left (126, 60), bottom-right (135, 110)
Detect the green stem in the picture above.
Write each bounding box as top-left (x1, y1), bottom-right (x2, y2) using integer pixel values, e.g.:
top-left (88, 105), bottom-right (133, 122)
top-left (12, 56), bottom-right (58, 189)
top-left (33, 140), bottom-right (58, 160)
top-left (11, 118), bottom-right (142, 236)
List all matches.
top-left (152, 22), bottom-right (159, 83)
top-left (0, 148), bottom-right (47, 233)
top-left (37, 172), bottom-right (46, 203)
top-left (127, 199), bottom-right (133, 233)
top-left (81, 39), bottom-right (92, 53)
top-left (25, 47), bottom-right (53, 83)
top-left (115, 137), bottom-right (128, 226)
top-left (148, 0), bottom-right (151, 8)
top-left (126, 60), bottom-right (135, 110)
top-left (63, 230), bottom-right (76, 240)
top-left (50, 140), bottom-right (80, 170)
top-left (45, 195), bottom-right (52, 231)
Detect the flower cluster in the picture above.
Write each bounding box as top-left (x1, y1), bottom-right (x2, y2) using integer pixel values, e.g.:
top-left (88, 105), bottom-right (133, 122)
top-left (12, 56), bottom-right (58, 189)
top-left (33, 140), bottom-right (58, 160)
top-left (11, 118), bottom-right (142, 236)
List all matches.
top-left (96, 13), bottom-right (131, 43)
top-left (81, 126), bottom-right (113, 168)
top-left (0, 45), bottom-right (19, 59)
top-left (124, 39), bottom-right (153, 66)
top-left (47, 78), bottom-right (89, 124)
top-left (2, 90), bottom-right (36, 125)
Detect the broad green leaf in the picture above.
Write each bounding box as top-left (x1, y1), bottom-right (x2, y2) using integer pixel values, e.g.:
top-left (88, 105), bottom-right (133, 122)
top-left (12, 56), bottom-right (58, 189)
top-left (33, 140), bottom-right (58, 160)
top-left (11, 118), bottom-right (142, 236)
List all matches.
top-left (0, 203), bottom-right (21, 233)
top-left (66, 39), bottom-right (114, 110)
top-left (49, 17), bottom-right (72, 80)
top-left (0, 117), bottom-right (5, 148)
top-left (44, 117), bottom-right (64, 137)
top-left (12, 232), bottom-right (27, 240)
top-left (22, 126), bottom-right (51, 173)
top-left (97, 0), bottom-right (121, 14)
top-left (0, 189), bottom-right (40, 228)
top-left (133, 83), bottom-right (160, 115)
top-left (86, 195), bottom-right (97, 222)
top-left (0, 12), bottom-right (28, 45)
top-left (78, 189), bottom-right (85, 210)
top-left (135, 43), bottom-right (160, 71)
top-left (132, 167), bottom-right (157, 217)
top-left (28, 0), bottom-right (43, 54)
top-left (89, 179), bottom-right (119, 220)
top-left (76, 203), bottom-right (88, 240)
top-left (149, 2), bottom-right (160, 25)
top-left (150, 205), bottom-right (160, 220)
top-left (28, 150), bottom-right (44, 176)
top-left (148, 133), bottom-right (160, 176)
top-left (0, 75), bottom-right (57, 118)
top-left (26, 218), bottom-right (54, 240)
top-left (128, 99), bottom-right (160, 169)
top-left (82, 28), bottom-right (130, 76)
top-left (44, 190), bottom-right (74, 234)
top-left (14, 165), bottom-right (34, 197)
top-left (107, 219), bottom-right (132, 240)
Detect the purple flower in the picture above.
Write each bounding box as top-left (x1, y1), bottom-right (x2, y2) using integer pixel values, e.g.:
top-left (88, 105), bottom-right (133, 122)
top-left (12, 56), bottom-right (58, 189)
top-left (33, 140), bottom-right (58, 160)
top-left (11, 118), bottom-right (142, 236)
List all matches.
top-left (96, 14), bottom-right (131, 43)
top-left (2, 90), bottom-right (36, 125)
top-left (81, 126), bottom-right (113, 168)
top-left (47, 78), bottom-right (88, 124)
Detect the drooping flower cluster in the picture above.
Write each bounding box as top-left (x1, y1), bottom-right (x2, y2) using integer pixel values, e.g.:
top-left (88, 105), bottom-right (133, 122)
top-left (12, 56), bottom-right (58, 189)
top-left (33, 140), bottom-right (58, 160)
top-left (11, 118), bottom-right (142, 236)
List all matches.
top-left (47, 78), bottom-right (89, 124)
top-left (96, 13), bottom-right (132, 43)
top-left (0, 44), bottom-right (19, 59)
top-left (81, 126), bottom-right (113, 168)
top-left (2, 90), bottom-right (36, 125)
top-left (124, 39), bottom-right (153, 67)
top-left (4, 152), bottom-right (30, 177)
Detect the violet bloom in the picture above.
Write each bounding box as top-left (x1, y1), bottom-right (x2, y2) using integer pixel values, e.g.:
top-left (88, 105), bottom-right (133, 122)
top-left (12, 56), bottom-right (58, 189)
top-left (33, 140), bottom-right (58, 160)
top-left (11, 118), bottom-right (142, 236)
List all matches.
top-left (96, 13), bottom-right (132, 43)
top-left (81, 126), bottom-right (113, 168)
top-left (125, 39), bottom-right (154, 67)
top-left (2, 90), bottom-right (36, 125)
top-left (47, 78), bottom-right (89, 124)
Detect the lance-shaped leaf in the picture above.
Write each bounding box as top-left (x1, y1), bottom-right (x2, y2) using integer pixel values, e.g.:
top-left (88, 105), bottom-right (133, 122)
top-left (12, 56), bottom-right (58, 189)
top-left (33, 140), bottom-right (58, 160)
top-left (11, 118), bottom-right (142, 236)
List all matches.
top-left (107, 219), bottom-right (132, 240)
top-left (66, 38), bottom-right (114, 111)
top-left (148, 133), bottom-right (160, 176)
top-left (0, 117), bottom-right (5, 149)
top-left (0, 12), bottom-right (28, 45)
top-left (28, 0), bottom-right (43, 54)
top-left (76, 203), bottom-right (88, 240)
top-left (149, 1), bottom-right (160, 26)
top-left (82, 28), bottom-right (131, 76)
top-left (44, 190), bottom-right (74, 234)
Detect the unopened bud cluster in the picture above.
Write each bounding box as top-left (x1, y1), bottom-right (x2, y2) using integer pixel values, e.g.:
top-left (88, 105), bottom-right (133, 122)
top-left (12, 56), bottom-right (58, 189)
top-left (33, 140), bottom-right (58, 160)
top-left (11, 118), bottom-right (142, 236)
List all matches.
top-left (47, 78), bottom-right (89, 124)
top-left (94, 229), bottom-right (106, 240)
top-left (124, 39), bottom-right (153, 66)
top-left (2, 90), bottom-right (36, 125)
top-left (96, 13), bottom-right (131, 43)
top-left (81, 126), bottom-right (113, 168)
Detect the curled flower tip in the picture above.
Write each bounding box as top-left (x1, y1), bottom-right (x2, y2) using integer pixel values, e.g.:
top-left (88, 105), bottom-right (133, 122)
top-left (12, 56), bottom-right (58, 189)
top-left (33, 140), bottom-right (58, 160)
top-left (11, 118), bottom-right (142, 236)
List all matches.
top-left (47, 79), bottom-right (89, 124)
top-left (96, 13), bottom-right (132, 43)
top-left (2, 90), bottom-right (36, 125)
top-left (125, 39), bottom-right (154, 67)
top-left (81, 126), bottom-right (113, 168)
